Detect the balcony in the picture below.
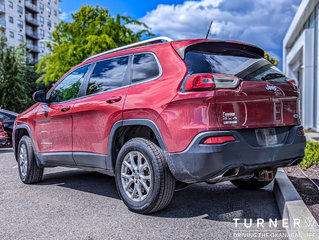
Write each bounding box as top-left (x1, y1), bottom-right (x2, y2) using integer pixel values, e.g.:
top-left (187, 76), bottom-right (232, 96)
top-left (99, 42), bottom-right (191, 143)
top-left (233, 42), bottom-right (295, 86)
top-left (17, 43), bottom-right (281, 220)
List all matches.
top-left (0, 3), bottom-right (5, 13)
top-left (26, 30), bottom-right (39, 40)
top-left (26, 43), bottom-right (39, 53)
top-left (25, 15), bottom-right (39, 26)
top-left (25, 1), bottom-right (39, 13)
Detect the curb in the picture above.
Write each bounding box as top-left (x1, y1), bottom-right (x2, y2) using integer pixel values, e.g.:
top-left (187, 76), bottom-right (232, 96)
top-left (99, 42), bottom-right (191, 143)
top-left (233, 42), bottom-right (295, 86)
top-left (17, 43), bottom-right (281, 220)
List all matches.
top-left (273, 168), bottom-right (319, 240)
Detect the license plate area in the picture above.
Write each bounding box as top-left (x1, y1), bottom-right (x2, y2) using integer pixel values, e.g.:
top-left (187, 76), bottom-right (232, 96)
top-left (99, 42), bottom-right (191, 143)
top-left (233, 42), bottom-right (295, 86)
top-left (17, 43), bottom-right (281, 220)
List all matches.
top-left (255, 128), bottom-right (277, 146)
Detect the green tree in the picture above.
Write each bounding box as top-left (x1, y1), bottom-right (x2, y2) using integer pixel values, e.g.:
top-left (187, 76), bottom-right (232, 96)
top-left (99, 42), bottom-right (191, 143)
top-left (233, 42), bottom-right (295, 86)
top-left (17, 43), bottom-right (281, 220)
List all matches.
top-left (37, 5), bottom-right (153, 84)
top-left (264, 52), bottom-right (279, 67)
top-left (0, 30), bottom-right (39, 113)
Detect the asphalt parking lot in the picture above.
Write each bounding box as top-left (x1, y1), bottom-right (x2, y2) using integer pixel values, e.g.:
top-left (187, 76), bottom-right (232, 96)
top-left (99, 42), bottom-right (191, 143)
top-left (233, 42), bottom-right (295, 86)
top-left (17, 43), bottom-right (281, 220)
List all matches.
top-left (0, 148), bottom-right (288, 240)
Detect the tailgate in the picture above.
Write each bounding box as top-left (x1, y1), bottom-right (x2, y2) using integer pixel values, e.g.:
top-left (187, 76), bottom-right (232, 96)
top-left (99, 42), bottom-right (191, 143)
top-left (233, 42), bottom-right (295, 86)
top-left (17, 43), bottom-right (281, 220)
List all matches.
top-left (180, 41), bottom-right (299, 130)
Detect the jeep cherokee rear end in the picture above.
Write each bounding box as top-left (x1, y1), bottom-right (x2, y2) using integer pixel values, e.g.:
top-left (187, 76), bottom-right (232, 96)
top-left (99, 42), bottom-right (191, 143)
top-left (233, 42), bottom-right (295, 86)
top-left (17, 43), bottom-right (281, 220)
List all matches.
top-left (13, 37), bottom-right (306, 214)
top-left (160, 40), bottom-right (305, 184)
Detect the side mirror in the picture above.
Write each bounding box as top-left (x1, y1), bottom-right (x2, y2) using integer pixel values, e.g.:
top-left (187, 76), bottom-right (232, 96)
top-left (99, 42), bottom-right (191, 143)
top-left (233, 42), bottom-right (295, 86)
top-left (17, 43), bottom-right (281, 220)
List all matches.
top-left (32, 90), bottom-right (47, 103)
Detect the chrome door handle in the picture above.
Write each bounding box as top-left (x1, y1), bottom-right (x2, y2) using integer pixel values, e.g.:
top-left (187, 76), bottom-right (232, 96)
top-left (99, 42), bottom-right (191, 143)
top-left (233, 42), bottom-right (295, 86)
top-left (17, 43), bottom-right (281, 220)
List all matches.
top-left (106, 96), bottom-right (122, 104)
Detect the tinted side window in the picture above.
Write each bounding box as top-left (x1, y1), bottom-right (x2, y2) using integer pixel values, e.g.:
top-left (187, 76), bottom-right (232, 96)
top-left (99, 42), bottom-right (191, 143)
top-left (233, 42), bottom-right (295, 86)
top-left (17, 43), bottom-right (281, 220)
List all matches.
top-left (132, 53), bottom-right (160, 83)
top-left (87, 56), bottom-right (129, 95)
top-left (49, 65), bottom-right (89, 103)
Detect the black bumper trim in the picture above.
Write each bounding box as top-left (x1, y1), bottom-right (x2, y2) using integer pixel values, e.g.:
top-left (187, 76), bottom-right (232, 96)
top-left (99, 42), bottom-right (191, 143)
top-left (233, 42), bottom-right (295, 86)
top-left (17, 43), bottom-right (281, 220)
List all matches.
top-left (166, 125), bottom-right (306, 183)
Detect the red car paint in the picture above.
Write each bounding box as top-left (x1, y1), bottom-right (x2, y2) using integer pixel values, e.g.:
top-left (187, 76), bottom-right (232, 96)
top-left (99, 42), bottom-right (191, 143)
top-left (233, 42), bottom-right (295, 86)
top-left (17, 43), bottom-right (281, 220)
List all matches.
top-left (0, 120), bottom-right (9, 143)
top-left (13, 39), bottom-right (299, 156)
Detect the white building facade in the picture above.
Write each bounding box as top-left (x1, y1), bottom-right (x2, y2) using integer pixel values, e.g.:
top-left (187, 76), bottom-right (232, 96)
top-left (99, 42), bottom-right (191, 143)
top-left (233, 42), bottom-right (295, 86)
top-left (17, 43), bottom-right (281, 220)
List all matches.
top-left (283, 0), bottom-right (319, 131)
top-left (0, 0), bottom-right (60, 62)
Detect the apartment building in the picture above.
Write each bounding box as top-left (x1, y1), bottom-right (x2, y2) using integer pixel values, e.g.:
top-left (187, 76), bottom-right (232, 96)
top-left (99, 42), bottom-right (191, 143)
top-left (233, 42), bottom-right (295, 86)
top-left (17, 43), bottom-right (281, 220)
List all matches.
top-left (283, 0), bottom-right (319, 132)
top-left (0, 0), bottom-right (60, 62)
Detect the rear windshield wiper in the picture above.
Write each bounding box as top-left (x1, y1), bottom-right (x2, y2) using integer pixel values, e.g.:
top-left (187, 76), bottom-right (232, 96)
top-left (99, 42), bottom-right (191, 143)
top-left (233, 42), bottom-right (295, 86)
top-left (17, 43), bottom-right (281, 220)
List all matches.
top-left (262, 73), bottom-right (285, 81)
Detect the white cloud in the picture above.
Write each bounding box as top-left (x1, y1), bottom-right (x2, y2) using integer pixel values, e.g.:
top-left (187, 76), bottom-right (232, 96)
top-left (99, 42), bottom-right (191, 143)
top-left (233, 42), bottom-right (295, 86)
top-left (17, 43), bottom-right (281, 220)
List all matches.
top-left (140, 0), bottom-right (301, 55)
top-left (59, 12), bottom-right (70, 21)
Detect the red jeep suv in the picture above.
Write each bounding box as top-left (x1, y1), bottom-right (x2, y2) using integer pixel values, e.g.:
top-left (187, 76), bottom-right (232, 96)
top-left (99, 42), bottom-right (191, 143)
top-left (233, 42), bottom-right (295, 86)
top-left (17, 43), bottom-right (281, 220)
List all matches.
top-left (13, 37), bottom-right (306, 213)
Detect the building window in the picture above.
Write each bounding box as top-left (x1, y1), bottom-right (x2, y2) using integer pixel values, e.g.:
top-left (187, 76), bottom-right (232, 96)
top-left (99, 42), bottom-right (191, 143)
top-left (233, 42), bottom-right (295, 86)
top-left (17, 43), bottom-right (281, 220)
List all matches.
top-left (17, 5), bottom-right (23, 14)
top-left (40, 16), bottom-right (44, 24)
top-left (9, 31), bottom-right (14, 39)
top-left (9, 16), bottom-right (14, 24)
top-left (40, 42), bottom-right (45, 50)
top-left (17, 19), bottom-right (23, 29)
top-left (47, 7), bottom-right (51, 15)
top-left (40, 29), bottom-right (45, 38)
top-left (48, 32), bottom-right (52, 40)
top-left (9, 1), bottom-right (13, 8)
top-left (40, 3), bottom-right (44, 11)
top-left (47, 19), bottom-right (51, 27)
top-left (54, 10), bottom-right (57, 17)
top-left (18, 34), bottom-right (24, 42)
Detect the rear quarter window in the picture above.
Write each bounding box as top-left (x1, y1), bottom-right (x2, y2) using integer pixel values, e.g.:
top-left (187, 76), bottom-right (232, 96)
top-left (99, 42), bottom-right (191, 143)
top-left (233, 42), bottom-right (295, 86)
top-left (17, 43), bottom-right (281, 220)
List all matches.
top-left (132, 53), bottom-right (160, 83)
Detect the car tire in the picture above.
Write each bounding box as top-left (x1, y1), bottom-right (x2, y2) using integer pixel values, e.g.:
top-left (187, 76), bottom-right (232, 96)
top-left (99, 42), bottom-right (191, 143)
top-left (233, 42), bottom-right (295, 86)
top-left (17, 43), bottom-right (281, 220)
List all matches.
top-left (17, 136), bottom-right (43, 184)
top-left (230, 169), bottom-right (277, 190)
top-left (115, 137), bottom-right (175, 214)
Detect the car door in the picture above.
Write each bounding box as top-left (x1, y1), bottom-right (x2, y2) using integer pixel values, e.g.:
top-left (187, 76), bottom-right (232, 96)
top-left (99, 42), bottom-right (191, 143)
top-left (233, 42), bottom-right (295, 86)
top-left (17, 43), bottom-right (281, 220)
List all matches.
top-left (72, 55), bottom-right (130, 169)
top-left (33, 65), bottom-right (90, 165)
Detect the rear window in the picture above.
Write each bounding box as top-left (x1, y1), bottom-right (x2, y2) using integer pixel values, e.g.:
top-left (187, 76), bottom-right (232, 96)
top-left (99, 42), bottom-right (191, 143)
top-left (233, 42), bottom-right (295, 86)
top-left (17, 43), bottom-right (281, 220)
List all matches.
top-left (185, 51), bottom-right (286, 82)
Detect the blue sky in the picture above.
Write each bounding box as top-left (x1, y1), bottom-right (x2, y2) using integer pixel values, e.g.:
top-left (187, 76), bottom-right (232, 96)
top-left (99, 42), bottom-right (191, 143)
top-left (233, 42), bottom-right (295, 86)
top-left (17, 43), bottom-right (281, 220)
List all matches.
top-left (60, 0), bottom-right (302, 69)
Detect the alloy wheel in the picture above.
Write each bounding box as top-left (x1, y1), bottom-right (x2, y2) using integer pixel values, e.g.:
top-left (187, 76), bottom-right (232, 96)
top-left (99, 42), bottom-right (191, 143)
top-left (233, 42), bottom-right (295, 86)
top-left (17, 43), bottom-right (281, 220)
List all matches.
top-left (19, 144), bottom-right (28, 179)
top-left (120, 151), bottom-right (152, 201)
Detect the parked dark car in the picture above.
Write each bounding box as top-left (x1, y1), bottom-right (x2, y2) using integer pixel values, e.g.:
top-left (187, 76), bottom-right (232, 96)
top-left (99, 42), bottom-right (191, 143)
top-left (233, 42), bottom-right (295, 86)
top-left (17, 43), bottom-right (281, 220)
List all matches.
top-left (0, 109), bottom-right (18, 147)
top-left (0, 120), bottom-right (9, 147)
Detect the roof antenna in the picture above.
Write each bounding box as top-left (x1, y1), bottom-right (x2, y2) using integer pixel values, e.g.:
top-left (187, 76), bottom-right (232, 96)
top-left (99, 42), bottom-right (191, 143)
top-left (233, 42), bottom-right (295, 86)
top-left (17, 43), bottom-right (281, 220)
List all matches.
top-left (205, 21), bottom-right (213, 39)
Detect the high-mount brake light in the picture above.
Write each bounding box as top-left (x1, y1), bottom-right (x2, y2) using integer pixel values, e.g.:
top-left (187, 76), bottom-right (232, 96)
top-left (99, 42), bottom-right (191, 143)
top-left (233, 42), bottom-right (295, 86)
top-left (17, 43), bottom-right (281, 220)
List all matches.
top-left (184, 74), bottom-right (240, 91)
top-left (287, 79), bottom-right (298, 90)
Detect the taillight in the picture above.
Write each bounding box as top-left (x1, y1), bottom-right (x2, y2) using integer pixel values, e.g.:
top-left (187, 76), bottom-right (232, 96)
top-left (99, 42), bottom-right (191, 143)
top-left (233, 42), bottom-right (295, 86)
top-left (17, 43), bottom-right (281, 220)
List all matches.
top-left (184, 74), bottom-right (215, 91)
top-left (184, 74), bottom-right (239, 91)
top-left (297, 129), bottom-right (304, 136)
top-left (213, 74), bottom-right (240, 89)
top-left (287, 79), bottom-right (298, 90)
top-left (203, 136), bottom-right (236, 145)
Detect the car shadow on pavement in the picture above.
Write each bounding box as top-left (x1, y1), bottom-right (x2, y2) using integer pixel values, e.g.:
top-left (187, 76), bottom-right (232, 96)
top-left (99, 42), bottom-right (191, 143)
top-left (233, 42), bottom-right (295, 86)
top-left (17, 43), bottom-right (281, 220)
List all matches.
top-left (39, 169), bottom-right (281, 222)
top-left (0, 148), bottom-right (13, 153)
top-left (39, 169), bottom-right (120, 199)
top-left (153, 183), bottom-right (281, 222)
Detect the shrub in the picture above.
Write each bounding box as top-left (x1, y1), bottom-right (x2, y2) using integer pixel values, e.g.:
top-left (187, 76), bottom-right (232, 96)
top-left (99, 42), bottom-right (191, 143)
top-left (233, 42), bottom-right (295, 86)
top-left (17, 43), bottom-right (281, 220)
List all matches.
top-left (299, 141), bottom-right (319, 169)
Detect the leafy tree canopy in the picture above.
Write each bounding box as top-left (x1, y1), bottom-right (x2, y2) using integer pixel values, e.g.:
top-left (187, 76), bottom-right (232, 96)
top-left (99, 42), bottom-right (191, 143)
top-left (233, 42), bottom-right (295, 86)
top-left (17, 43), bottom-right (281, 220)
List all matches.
top-left (37, 5), bottom-right (153, 84)
top-left (264, 52), bottom-right (279, 67)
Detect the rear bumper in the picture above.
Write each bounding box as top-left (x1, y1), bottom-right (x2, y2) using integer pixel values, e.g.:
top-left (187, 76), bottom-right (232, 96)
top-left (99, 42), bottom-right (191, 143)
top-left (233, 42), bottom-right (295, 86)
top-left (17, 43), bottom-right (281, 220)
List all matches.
top-left (166, 125), bottom-right (306, 183)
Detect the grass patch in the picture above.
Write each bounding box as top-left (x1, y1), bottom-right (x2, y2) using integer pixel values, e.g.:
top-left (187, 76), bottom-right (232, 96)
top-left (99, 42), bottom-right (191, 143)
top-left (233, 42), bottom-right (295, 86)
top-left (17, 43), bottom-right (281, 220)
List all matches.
top-left (299, 141), bottom-right (319, 169)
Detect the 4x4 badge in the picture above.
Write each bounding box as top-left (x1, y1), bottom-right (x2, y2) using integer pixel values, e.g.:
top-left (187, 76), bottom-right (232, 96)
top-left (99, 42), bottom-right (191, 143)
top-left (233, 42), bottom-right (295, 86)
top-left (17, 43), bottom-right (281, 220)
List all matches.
top-left (266, 85), bottom-right (277, 91)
